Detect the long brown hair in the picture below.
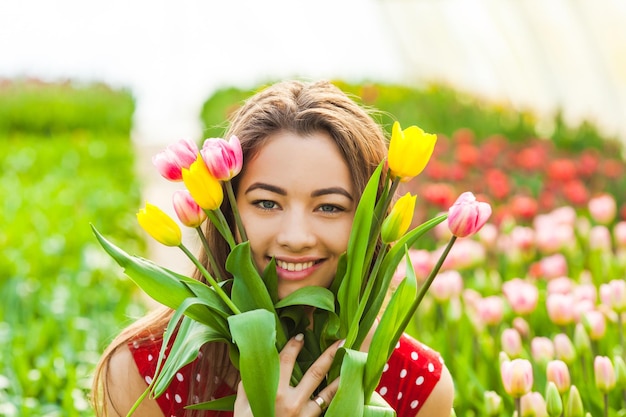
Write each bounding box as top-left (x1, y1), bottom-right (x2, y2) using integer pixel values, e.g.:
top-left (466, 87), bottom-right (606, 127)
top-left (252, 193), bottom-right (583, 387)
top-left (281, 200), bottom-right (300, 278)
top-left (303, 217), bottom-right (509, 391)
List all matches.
top-left (92, 80), bottom-right (388, 416)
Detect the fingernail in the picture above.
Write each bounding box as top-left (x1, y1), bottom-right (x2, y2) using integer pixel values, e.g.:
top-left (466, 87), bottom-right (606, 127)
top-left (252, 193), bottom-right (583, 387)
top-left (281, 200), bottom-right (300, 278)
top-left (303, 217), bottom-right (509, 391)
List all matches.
top-left (338, 339), bottom-right (345, 348)
top-left (295, 333), bottom-right (304, 342)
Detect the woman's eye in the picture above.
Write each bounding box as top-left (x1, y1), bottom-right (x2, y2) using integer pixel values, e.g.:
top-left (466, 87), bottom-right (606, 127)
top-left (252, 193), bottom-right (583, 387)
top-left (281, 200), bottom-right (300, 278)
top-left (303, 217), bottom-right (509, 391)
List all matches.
top-left (318, 204), bottom-right (343, 213)
top-left (255, 200), bottom-right (277, 210)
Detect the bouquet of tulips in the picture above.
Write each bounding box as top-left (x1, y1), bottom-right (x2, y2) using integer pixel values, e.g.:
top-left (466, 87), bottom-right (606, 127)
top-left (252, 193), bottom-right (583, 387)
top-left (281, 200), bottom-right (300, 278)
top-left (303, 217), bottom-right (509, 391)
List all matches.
top-left (92, 121), bottom-right (491, 416)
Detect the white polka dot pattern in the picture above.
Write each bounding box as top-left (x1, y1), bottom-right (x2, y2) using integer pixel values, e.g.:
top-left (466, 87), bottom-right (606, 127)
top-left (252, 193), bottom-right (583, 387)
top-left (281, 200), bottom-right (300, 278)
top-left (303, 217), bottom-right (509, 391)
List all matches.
top-left (375, 334), bottom-right (444, 416)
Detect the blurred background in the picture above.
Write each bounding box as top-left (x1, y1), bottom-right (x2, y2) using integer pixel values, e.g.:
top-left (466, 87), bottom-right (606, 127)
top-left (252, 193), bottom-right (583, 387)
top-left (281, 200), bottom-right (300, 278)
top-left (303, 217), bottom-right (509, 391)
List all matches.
top-left (2, 1), bottom-right (626, 416)
top-left (2, 0), bottom-right (625, 144)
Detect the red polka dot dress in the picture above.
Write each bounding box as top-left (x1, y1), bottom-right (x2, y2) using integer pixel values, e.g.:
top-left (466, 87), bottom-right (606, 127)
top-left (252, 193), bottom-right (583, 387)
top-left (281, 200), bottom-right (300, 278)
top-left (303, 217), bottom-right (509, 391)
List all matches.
top-left (130, 333), bottom-right (443, 417)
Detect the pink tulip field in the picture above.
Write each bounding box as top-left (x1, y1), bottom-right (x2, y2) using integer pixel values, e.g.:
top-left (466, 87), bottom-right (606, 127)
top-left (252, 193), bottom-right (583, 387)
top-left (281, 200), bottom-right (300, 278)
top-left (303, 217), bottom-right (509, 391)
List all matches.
top-left (397, 130), bottom-right (626, 416)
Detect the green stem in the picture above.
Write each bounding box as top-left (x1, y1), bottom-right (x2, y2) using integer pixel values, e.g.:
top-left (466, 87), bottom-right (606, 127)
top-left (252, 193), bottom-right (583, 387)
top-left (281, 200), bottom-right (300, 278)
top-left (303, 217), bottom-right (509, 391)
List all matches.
top-left (390, 236), bottom-right (457, 345)
top-left (345, 242), bottom-right (389, 349)
top-left (409, 237), bottom-right (456, 319)
top-left (225, 180), bottom-right (248, 242)
top-left (515, 397), bottom-right (521, 417)
top-left (361, 178), bottom-right (400, 294)
top-left (619, 313), bottom-right (625, 360)
top-left (195, 227), bottom-right (225, 282)
top-left (178, 243), bottom-right (241, 315)
top-left (126, 387), bottom-right (150, 417)
top-left (205, 209), bottom-right (236, 249)
top-left (603, 392), bottom-right (608, 417)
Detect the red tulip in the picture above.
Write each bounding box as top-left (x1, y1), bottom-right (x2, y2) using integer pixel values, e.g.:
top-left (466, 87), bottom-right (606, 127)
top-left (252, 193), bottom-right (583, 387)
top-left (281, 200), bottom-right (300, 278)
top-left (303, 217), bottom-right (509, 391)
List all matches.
top-left (547, 159), bottom-right (577, 182)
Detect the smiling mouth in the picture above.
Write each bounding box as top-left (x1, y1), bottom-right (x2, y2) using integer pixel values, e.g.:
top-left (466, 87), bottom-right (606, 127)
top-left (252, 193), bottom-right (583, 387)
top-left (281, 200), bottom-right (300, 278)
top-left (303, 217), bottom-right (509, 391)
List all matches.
top-left (275, 259), bottom-right (320, 271)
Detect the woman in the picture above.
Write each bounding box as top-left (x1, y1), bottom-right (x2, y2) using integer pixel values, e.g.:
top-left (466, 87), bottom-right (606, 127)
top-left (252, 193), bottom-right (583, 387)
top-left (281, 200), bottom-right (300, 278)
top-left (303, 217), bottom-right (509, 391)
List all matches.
top-left (92, 80), bottom-right (455, 416)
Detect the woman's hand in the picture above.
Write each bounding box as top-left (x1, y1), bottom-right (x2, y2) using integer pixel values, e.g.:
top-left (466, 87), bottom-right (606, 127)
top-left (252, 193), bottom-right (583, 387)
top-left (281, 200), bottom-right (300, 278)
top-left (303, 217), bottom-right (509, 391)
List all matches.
top-left (234, 334), bottom-right (342, 416)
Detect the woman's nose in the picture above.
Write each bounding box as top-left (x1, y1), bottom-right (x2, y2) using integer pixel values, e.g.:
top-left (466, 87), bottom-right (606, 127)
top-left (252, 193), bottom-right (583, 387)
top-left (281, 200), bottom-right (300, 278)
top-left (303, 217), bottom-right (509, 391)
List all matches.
top-left (275, 210), bottom-right (316, 250)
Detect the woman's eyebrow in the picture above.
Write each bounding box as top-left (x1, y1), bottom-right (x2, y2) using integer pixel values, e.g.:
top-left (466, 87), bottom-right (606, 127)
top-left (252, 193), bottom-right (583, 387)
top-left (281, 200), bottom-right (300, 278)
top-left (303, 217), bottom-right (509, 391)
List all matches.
top-left (244, 182), bottom-right (286, 195)
top-left (311, 187), bottom-right (354, 201)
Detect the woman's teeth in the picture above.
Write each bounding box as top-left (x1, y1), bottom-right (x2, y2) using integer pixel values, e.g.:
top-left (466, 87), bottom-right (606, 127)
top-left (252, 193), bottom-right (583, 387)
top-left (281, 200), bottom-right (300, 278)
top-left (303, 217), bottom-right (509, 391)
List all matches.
top-left (276, 260), bottom-right (315, 271)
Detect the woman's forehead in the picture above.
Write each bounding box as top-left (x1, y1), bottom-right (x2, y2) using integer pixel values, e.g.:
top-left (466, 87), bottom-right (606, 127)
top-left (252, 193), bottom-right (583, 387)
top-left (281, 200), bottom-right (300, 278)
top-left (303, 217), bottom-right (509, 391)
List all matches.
top-left (239, 131), bottom-right (355, 195)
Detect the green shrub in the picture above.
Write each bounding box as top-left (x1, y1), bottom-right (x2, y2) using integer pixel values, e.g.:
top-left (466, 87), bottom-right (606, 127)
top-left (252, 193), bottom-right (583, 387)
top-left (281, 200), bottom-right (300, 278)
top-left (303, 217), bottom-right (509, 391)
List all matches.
top-left (0, 79), bottom-right (135, 135)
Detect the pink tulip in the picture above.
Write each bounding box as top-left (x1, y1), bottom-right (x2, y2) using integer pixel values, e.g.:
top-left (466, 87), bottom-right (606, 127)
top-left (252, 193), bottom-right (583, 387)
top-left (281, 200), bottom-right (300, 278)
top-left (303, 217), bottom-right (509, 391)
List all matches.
top-left (532, 254), bottom-right (568, 280)
top-left (589, 225), bottom-right (612, 251)
top-left (572, 299), bottom-right (595, 323)
top-left (535, 223), bottom-right (575, 254)
top-left (588, 194), bottom-right (617, 225)
top-left (553, 333), bottom-right (576, 364)
top-left (549, 206), bottom-right (577, 226)
top-left (594, 356), bottom-right (616, 393)
top-left (501, 328), bottom-right (523, 358)
top-left (599, 279), bottom-right (626, 312)
top-left (546, 293), bottom-right (576, 326)
top-left (477, 223), bottom-right (498, 248)
top-left (172, 190), bottom-right (207, 228)
top-left (439, 239), bottom-right (486, 270)
top-left (502, 278), bottom-right (539, 315)
top-left (546, 276), bottom-right (574, 295)
top-left (476, 295), bottom-right (505, 326)
top-left (572, 283), bottom-right (597, 304)
top-left (614, 221), bottom-right (626, 248)
top-left (546, 360), bottom-right (571, 394)
top-left (510, 226), bottom-right (535, 252)
top-left (531, 337), bottom-right (555, 363)
top-left (430, 270), bottom-right (464, 302)
top-left (582, 310), bottom-right (606, 341)
top-left (392, 249), bottom-right (432, 287)
top-left (152, 138), bottom-right (199, 181)
top-left (447, 192), bottom-right (492, 238)
top-left (200, 135), bottom-right (243, 181)
top-left (520, 392), bottom-right (547, 417)
top-left (513, 317), bottom-right (530, 339)
top-left (462, 288), bottom-right (482, 311)
top-left (501, 359), bottom-right (534, 398)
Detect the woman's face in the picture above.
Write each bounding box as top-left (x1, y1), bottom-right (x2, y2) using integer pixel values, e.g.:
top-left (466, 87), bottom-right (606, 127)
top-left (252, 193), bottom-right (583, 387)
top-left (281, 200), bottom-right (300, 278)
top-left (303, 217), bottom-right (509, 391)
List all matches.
top-left (236, 130), bottom-right (356, 299)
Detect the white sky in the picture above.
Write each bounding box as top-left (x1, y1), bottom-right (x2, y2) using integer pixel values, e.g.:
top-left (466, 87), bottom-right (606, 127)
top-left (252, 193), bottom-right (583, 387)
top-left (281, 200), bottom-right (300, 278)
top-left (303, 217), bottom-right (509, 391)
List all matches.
top-left (0, 0), bottom-right (405, 143)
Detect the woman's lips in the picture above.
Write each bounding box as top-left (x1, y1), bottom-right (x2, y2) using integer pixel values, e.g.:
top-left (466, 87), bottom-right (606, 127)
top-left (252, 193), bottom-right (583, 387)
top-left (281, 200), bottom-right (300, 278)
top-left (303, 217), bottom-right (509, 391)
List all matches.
top-left (273, 258), bottom-right (323, 281)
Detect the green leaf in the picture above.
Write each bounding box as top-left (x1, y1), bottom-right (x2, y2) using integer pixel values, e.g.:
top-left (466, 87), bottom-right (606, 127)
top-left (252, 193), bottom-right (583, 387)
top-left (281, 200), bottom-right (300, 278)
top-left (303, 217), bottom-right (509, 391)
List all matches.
top-left (227, 242), bottom-right (275, 313)
top-left (185, 395), bottom-right (236, 411)
top-left (274, 286), bottom-right (335, 311)
top-left (363, 391), bottom-right (397, 417)
top-left (262, 258), bottom-right (279, 304)
top-left (355, 214), bottom-right (447, 348)
top-left (337, 163), bottom-right (383, 332)
top-left (227, 242), bottom-right (287, 349)
top-left (325, 348), bottom-right (367, 417)
top-left (152, 311), bottom-right (227, 397)
top-left (91, 225), bottom-right (214, 324)
top-left (363, 248), bottom-right (417, 397)
top-left (228, 310), bottom-right (280, 417)
top-left (329, 253), bottom-right (347, 295)
top-left (177, 275), bottom-right (232, 319)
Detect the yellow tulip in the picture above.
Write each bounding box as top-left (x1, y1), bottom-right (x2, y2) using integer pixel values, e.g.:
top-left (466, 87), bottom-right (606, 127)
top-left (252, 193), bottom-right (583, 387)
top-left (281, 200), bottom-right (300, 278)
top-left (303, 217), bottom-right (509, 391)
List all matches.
top-left (182, 156), bottom-right (224, 210)
top-left (381, 193), bottom-right (416, 243)
top-left (136, 203), bottom-right (182, 246)
top-left (388, 121), bottom-right (437, 181)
